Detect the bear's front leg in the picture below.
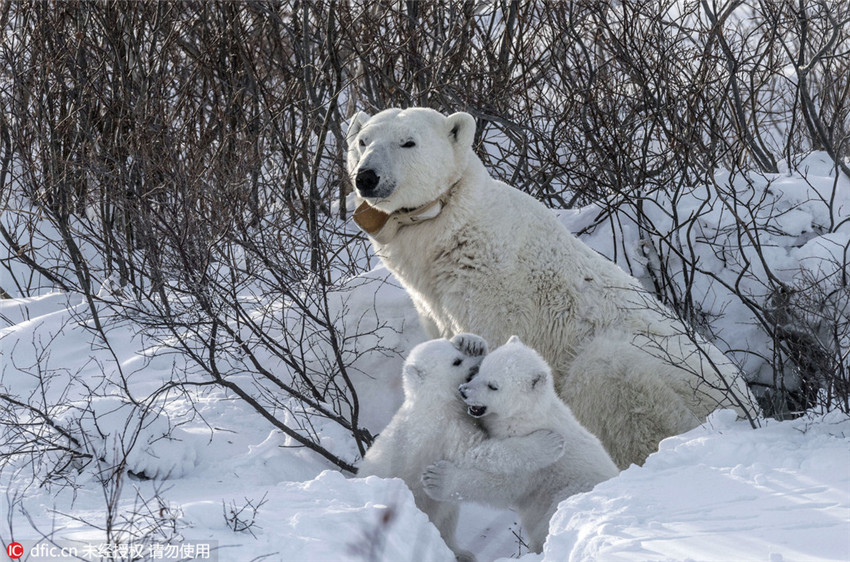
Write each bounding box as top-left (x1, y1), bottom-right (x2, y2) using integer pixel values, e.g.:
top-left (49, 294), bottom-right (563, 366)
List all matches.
top-left (422, 461), bottom-right (521, 507)
top-left (464, 429), bottom-right (565, 474)
top-left (417, 310), bottom-right (442, 339)
top-left (421, 460), bottom-right (468, 502)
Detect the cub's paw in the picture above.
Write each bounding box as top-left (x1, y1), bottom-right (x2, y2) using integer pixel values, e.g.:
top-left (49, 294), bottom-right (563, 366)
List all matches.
top-left (527, 429), bottom-right (566, 466)
top-left (450, 333), bottom-right (488, 357)
top-left (421, 460), bottom-right (463, 501)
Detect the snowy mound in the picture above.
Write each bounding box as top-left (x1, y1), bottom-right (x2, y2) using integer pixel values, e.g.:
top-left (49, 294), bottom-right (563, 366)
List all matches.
top-left (182, 471), bottom-right (453, 562)
top-left (538, 410), bottom-right (850, 561)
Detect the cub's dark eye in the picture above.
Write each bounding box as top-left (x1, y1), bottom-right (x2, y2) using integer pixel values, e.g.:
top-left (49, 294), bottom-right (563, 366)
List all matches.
top-left (401, 140), bottom-right (416, 148)
top-left (487, 383), bottom-right (499, 391)
top-left (359, 138), bottom-right (366, 147)
top-left (452, 357), bottom-right (463, 367)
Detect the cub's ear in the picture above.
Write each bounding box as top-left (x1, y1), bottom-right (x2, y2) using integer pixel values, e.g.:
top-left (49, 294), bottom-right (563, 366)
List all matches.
top-left (402, 363), bottom-right (425, 381)
top-left (346, 111), bottom-right (371, 147)
top-left (446, 112), bottom-right (476, 149)
top-left (530, 371), bottom-right (547, 390)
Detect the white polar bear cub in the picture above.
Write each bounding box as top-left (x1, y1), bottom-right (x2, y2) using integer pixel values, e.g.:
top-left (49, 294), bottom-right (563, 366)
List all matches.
top-left (358, 334), bottom-right (565, 562)
top-left (346, 107), bottom-right (758, 468)
top-left (422, 336), bottom-right (619, 554)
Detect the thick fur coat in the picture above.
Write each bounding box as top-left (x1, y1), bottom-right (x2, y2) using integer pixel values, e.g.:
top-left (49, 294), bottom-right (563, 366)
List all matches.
top-left (347, 107), bottom-right (758, 469)
top-left (422, 336), bottom-right (619, 553)
top-left (358, 335), bottom-right (565, 561)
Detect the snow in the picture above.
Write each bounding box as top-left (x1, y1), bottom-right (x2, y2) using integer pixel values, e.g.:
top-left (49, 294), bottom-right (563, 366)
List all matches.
top-left (185, 471), bottom-right (454, 562)
top-left (536, 409), bottom-right (850, 562)
top-left (2, 157), bottom-right (849, 561)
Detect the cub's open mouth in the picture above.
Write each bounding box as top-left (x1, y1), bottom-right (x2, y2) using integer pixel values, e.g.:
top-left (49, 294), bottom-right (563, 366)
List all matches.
top-left (468, 405), bottom-right (487, 418)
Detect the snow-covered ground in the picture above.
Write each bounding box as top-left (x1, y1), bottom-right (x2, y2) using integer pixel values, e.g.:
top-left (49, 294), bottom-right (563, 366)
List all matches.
top-left (2, 159), bottom-right (849, 561)
top-left (540, 410), bottom-right (850, 562)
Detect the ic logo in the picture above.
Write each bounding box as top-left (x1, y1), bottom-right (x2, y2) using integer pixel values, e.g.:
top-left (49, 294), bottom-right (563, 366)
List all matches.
top-left (6, 542), bottom-right (23, 559)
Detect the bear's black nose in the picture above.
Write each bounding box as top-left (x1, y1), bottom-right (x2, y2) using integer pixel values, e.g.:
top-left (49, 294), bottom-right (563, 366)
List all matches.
top-left (356, 169), bottom-right (380, 195)
top-left (458, 384), bottom-right (468, 400)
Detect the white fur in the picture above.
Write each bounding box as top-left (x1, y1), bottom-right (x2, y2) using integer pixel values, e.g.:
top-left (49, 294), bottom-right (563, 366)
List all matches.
top-left (358, 334), bottom-right (565, 561)
top-left (347, 107), bottom-right (758, 468)
top-left (422, 337), bottom-right (619, 553)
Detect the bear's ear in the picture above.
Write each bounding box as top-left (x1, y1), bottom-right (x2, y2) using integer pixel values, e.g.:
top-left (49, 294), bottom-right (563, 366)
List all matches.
top-left (507, 335), bottom-right (523, 346)
top-left (446, 112), bottom-right (476, 149)
top-left (346, 111), bottom-right (371, 147)
top-left (530, 371), bottom-right (547, 390)
top-left (403, 363), bottom-right (425, 382)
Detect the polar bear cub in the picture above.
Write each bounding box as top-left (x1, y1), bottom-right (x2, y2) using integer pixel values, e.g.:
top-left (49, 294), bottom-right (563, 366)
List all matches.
top-left (422, 336), bottom-right (619, 554)
top-left (358, 334), bottom-right (565, 561)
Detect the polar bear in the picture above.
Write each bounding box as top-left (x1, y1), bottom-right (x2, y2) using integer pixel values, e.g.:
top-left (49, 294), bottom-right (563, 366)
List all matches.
top-left (422, 336), bottom-right (619, 553)
top-left (346, 107), bottom-right (758, 468)
top-left (358, 334), bottom-right (565, 561)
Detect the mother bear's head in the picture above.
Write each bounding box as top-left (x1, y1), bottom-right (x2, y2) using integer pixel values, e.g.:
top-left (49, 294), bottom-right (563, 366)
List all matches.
top-left (346, 108), bottom-right (476, 214)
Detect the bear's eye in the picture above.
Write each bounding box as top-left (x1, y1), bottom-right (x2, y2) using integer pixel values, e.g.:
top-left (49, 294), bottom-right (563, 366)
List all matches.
top-left (487, 382), bottom-right (499, 391)
top-left (452, 357), bottom-right (463, 367)
top-left (400, 140), bottom-right (416, 148)
top-left (358, 138), bottom-right (366, 147)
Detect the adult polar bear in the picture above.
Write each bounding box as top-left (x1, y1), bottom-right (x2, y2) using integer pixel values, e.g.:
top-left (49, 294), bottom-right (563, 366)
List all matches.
top-left (347, 107), bottom-right (757, 468)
